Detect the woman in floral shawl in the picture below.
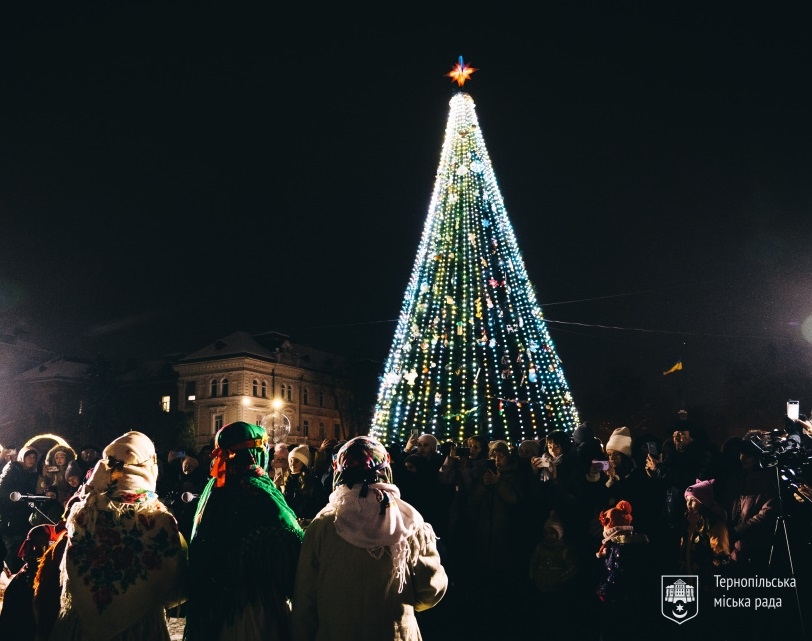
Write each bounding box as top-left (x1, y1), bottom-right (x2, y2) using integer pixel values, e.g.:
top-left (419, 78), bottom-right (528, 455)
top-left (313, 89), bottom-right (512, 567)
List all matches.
top-left (183, 422), bottom-right (303, 641)
top-left (50, 431), bottom-right (188, 641)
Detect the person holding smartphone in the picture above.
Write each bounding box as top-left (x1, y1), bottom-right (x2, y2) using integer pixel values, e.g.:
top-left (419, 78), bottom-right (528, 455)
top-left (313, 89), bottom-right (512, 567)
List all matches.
top-left (463, 440), bottom-right (525, 629)
top-left (602, 427), bottom-right (660, 540)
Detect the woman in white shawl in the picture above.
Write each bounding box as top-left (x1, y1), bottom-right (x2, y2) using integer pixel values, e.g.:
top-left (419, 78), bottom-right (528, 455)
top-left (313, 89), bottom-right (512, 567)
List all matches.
top-left (291, 436), bottom-right (447, 641)
top-left (50, 431), bottom-right (187, 641)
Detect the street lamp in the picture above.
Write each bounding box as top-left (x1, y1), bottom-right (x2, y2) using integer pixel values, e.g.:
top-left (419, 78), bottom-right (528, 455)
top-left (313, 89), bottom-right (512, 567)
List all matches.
top-left (261, 398), bottom-right (290, 444)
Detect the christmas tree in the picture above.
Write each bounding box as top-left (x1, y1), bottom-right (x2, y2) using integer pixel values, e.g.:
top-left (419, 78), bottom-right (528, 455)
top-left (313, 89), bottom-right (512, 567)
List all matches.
top-left (371, 58), bottom-right (580, 446)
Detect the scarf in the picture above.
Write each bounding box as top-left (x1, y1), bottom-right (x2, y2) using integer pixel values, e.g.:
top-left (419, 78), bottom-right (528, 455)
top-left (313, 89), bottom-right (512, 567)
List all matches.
top-left (61, 488), bottom-right (184, 641)
top-left (329, 482), bottom-right (423, 593)
top-left (539, 453), bottom-right (562, 482)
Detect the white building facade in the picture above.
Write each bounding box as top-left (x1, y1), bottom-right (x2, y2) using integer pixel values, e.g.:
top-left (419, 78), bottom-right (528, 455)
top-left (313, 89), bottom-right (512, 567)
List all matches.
top-left (174, 331), bottom-right (359, 448)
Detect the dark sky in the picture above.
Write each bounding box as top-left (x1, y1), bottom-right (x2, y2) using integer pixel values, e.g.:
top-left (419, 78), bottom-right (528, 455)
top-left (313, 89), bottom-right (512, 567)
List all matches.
top-left (2, 4), bottom-right (812, 430)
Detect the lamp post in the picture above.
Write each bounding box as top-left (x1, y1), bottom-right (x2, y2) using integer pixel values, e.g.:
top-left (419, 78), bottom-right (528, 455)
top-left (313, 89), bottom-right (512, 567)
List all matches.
top-left (261, 398), bottom-right (289, 444)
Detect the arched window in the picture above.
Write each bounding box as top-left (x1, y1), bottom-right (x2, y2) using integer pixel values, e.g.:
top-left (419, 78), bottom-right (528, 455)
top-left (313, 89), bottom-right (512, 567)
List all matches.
top-left (252, 379), bottom-right (259, 397)
top-left (286, 385), bottom-right (292, 401)
top-left (303, 388), bottom-right (309, 405)
top-left (280, 384), bottom-right (286, 400)
top-left (303, 420), bottom-right (310, 437)
top-left (221, 378), bottom-right (229, 396)
top-left (261, 381), bottom-right (268, 398)
top-left (210, 379), bottom-right (218, 397)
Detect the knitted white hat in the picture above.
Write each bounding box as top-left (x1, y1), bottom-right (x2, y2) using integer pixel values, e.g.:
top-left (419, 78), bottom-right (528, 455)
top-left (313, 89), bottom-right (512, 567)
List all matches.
top-left (605, 427), bottom-right (633, 458)
top-left (289, 444), bottom-right (310, 468)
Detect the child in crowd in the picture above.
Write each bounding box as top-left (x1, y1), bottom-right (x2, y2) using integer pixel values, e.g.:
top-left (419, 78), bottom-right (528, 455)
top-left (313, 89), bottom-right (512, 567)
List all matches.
top-left (680, 479), bottom-right (730, 576)
top-left (595, 500), bottom-right (652, 640)
top-left (530, 510), bottom-right (579, 594)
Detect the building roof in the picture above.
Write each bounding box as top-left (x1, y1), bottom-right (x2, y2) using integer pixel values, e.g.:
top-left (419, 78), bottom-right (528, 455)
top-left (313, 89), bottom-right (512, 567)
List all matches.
top-left (179, 331), bottom-right (279, 363)
top-left (178, 330), bottom-right (347, 373)
top-left (17, 357), bottom-right (92, 382)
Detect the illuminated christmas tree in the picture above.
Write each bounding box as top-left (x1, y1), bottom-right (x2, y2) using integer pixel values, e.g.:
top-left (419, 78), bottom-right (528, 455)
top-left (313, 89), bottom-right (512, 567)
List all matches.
top-left (371, 58), bottom-right (580, 445)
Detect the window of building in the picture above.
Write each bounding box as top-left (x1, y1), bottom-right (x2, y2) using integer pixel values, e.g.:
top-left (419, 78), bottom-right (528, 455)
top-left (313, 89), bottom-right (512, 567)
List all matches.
top-left (286, 385), bottom-right (292, 401)
top-left (279, 384), bottom-right (286, 401)
top-left (161, 395), bottom-right (171, 412)
top-left (319, 422), bottom-right (325, 439)
top-left (221, 378), bottom-right (229, 396)
top-left (185, 381), bottom-right (196, 402)
top-left (252, 379), bottom-right (259, 397)
top-left (210, 379), bottom-right (218, 397)
top-left (261, 381), bottom-right (267, 398)
top-left (319, 391), bottom-right (324, 407)
top-left (334, 423), bottom-right (340, 439)
top-left (303, 388), bottom-right (309, 405)
top-left (303, 420), bottom-right (309, 437)
top-left (214, 414), bottom-right (224, 432)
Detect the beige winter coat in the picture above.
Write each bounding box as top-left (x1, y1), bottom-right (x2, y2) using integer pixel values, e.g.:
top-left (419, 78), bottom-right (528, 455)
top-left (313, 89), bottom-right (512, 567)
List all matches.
top-left (291, 507), bottom-right (447, 641)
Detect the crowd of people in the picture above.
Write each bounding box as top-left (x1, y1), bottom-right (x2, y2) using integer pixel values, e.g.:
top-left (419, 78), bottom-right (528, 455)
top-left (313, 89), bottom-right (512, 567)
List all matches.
top-left (0, 412), bottom-right (809, 640)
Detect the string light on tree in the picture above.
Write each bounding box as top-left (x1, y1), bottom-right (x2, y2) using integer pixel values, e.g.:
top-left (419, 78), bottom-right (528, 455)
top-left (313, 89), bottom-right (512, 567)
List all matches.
top-left (371, 58), bottom-right (580, 445)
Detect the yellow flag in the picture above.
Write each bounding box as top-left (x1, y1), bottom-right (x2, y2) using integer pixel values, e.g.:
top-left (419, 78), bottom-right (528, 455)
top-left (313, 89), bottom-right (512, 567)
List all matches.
top-left (663, 361), bottom-right (683, 376)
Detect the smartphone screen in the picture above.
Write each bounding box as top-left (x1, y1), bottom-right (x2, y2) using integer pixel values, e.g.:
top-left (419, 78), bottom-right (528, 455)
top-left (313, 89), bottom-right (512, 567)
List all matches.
top-left (788, 400), bottom-right (800, 421)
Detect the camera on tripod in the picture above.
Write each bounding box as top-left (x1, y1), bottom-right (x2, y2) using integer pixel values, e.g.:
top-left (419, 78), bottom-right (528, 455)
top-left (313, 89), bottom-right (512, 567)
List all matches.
top-left (745, 430), bottom-right (808, 470)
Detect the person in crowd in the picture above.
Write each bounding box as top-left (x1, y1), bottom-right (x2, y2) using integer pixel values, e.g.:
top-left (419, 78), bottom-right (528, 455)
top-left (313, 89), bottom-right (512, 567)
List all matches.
top-left (0, 446), bottom-right (41, 574)
top-left (464, 440), bottom-right (526, 624)
top-left (645, 419), bottom-right (717, 570)
top-left (529, 430), bottom-right (580, 537)
top-left (75, 444), bottom-right (101, 481)
top-left (32, 494), bottom-right (81, 641)
top-left (0, 523), bottom-right (57, 641)
top-left (436, 434), bottom-right (489, 579)
top-left (516, 439), bottom-right (541, 490)
top-left (720, 435), bottom-right (777, 573)
top-left (528, 510), bottom-right (590, 641)
top-left (36, 444), bottom-right (76, 507)
top-left (602, 427), bottom-right (659, 539)
top-left (64, 460), bottom-right (83, 493)
top-left (594, 500), bottom-right (652, 641)
top-left (184, 422), bottom-right (303, 641)
top-left (50, 431), bottom-right (187, 641)
top-left (1, 445), bottom-right (18, 464)
top-left (680, 479), bottom-right (730, 578)
top-left (311, 438), bottom-right (339, 481)
top-left (529, 510), bottom-right (579, 594)
top-left (169, 454), bottom-right (207, 542)
top-left (34, 444), bottom-right (77, 526)
top-left (272, 442), bottom-right (291, 491)
top-left (284, 444), bottom-right (328, 527)
top-left (403, 432), bottom-right (445, 470)
top-left (398, 433), bottom-right (453, 542)
top-left (291, 436), bottom-right (447, 641)
top-left (318, 439), bottom-right (346, 491)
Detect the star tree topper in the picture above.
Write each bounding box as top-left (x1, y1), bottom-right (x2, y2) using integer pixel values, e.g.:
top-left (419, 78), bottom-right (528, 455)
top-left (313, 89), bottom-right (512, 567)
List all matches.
top-left (446, 56), bottom-right (477, 86)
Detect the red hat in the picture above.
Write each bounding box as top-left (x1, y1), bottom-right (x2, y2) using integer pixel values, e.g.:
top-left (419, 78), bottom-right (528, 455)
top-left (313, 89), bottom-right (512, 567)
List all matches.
top-left (17, 524), bottom-right (57, 559)
top-left (599, 500), bottom-right (633, 529)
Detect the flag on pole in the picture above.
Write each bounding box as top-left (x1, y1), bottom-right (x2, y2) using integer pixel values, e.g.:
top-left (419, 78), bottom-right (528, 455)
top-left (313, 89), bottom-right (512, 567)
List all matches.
top-left (663, 360), bottom-right (683, 376)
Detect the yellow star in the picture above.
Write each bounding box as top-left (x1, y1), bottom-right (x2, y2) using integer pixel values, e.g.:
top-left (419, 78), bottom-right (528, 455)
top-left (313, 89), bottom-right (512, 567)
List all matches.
top-left (446, 56), bottom-right (477, 87)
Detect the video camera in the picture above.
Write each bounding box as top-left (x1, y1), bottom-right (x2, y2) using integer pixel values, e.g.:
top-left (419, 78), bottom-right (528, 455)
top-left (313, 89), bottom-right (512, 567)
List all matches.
top-left (745, 428), bottom-right (812, 505)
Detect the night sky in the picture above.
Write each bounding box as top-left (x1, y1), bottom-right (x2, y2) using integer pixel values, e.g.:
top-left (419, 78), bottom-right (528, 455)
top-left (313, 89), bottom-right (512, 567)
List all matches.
top-left (2, 4), bottom-right (812, 437)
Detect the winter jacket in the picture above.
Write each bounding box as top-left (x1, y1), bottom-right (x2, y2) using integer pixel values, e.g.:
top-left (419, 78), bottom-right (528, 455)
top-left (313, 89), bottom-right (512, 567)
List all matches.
top-left (291, 507), bottom-right (447, 641)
